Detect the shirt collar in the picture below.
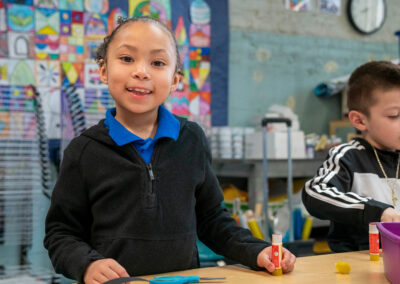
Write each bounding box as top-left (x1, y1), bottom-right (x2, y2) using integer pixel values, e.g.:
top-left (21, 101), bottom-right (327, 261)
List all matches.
top-left (105, 105), bottom-right (180, 146)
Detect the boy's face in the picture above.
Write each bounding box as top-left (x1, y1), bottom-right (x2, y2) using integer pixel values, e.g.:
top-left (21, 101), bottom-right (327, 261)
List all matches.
top-left (362, 88), bottom-right (400, 151)
top-left (99, 21), bottom-right (179, 121)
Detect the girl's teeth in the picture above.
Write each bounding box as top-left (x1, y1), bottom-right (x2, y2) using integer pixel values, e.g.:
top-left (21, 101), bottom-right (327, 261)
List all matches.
top-left (128, 88), bottom-right (151, 93)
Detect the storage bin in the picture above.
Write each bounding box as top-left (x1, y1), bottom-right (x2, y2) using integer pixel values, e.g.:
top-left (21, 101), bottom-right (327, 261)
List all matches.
top-left (376, 222), bottom-right (400, 284)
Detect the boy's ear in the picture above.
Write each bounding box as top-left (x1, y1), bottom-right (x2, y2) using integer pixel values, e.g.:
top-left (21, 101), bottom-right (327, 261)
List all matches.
top-left (170, 72), bottom-right (181, 93)
top-left (99, 59), bottom-right (108, 84)
top-left (348, 110), bottom-right (367, 132)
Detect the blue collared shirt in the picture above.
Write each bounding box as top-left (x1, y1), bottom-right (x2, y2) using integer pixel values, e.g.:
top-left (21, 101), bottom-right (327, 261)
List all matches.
top-left (104, 105), bottom-right (180, 164)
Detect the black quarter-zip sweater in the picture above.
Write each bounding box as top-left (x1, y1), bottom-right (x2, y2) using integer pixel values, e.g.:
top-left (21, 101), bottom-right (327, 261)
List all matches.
top-left (44, 117), bottom-right (269, 282)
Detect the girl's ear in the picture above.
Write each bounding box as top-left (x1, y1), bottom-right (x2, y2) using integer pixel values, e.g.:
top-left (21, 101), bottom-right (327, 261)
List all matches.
top-left (170, 71), bottom-right (181, 93)
top-left (99, 59), bottom-right (108, 84)
top-left (348, 110), bottom-right (367, 132)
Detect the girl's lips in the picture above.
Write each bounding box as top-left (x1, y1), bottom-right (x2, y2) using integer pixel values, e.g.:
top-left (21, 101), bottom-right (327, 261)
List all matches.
top-left (126, 87), bottom-right (153, 96)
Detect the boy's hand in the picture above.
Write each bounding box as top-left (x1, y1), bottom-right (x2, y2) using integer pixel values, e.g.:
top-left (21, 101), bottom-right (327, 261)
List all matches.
top-left (84, 258), bottom-right (129, 284)
top-left (381, 207), bottom-right (400, 222)
top-left (257, 246), bottom-right (296, 274)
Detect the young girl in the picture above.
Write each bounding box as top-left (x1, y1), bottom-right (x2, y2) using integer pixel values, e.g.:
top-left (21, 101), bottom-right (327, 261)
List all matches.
top-left (44, 17), bottom-right (296, 284)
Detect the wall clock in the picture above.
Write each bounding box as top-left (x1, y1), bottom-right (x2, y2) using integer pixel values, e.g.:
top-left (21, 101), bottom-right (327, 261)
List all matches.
top-left (347, 0), bottom-right (386, 35)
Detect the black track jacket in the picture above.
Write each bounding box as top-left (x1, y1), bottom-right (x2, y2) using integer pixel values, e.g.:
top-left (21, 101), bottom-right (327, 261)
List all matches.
top-left (302, 138), bottom-right (397, 252)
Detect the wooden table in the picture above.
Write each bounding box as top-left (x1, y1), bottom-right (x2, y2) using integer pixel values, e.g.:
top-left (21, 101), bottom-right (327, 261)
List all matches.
top-left (142, 251), bottom-right (389, 283)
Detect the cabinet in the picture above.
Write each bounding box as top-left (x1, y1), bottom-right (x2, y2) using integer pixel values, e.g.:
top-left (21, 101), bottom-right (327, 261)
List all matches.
top-left (212, 157), bottom-right (329, 227)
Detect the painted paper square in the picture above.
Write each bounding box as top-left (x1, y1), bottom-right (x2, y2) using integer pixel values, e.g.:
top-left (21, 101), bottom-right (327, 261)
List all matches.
top-left (8, 59), bottom-right (35, 86)
top-left (34, 0), bottom-right (58, 9)
top-left (8, 32), bottom-right (35, 59)
top-left (35, 60), bottom-right (60, 87)
top-left (35, 7), bottom-right (60, 34)
top-left (34, 34), bottom-right (59, 60)
top-left (7, 4), bottom-right (35, 33)
top-left (58, 0), bottom-right (83, 11)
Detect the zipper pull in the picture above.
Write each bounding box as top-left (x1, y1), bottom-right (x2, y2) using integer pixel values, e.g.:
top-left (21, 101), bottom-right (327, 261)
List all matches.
top-left (147, 163), bottom-right (155, 181)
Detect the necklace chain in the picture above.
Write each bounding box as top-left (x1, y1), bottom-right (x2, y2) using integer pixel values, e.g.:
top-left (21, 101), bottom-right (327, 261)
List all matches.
top-left (373, 147), bottom-right (400, 206)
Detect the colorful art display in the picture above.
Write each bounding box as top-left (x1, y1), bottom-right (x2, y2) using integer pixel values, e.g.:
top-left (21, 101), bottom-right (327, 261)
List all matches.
top-left (0, 0), bottom-right (228, 140)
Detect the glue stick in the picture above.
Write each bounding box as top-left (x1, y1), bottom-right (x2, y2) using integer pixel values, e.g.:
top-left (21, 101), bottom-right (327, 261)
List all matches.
top-left (369, 223), bottom-right (379, 261)
top-left (271, 234), bottom-right (283, 276)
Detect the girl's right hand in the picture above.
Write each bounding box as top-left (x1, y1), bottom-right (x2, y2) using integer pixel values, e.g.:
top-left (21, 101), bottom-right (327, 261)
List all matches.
top-left (83, 258), bottom-right (129, 284)
top-left (381, 207), bottom-right (400, 222)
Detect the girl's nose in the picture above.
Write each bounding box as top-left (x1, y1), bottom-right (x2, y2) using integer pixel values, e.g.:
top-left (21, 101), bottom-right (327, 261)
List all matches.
top-left (132, 63), bottom-right (150, 80)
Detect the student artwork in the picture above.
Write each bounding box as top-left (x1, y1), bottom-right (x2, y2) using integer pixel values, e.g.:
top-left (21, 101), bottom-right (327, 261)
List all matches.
top-left (84, 38), bottom-right (101, 61)
top-left (84, 88), bottom-right (114, 127)
top-left (188, 0), bottom-right (211, 130)
top-left (7, 0), bottom-right (33, 4)
top-left (150, 0), bottom-right (171, 27)
top-left (61, 86), bottom-right (84, 139)
top-left (169, 16), bottom-right (190, 116)
top-left (35, 7), bottom-right (60, 34)
top-left (190, 0), bottom-right (210, 25)
top-left (34, 0), bottom-right (58, 9)
top-left (61, 62), bottom-right (84, 87)
top-left (286, 0), bottom-right (311, 12)
top-left (129, 0), bottom-right (150, 17)
top-left (0, 32), bottom-right (7, 57)
top-left (84, 63), bottom-right (104, 88)
top-left (84, 12), bottom-right (107, 38)
top-left (318, 0), bottom-right (340, 15)
top-left (108, 7), bottom-right (127, 33)
top-left (0, 1), bottom-right (6, 32)
top-left (0, 59), bottom-right (7, 84)
top-left (8, 32), bottom-right (35, 59)
top-left (37, 87), bottom-right (61, 138)
top-left (8, 59), bottom-right (35, 86)
top-left (59, 35), bottom-right (84, 62)
top-left (7, 4), bottom-right (35, 33)
top-left (58, 0), bottom-right (83, 11)
top-left (34, 34), bottom-right (59, 59)
top-left (0, 85), bottom-right (37, 138)
top-left (189, 25), bottom-right (210, 47)
top-left (84, 0), bottom-right (109, 14)
top-left (60, 10), bottom-right (72, 35)
top-left (35, 60), bottom-right (60, 87)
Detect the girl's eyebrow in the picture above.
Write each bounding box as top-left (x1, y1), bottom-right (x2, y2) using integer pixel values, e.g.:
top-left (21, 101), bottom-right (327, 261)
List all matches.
top-left (116, 44), bottom-right (169, 55)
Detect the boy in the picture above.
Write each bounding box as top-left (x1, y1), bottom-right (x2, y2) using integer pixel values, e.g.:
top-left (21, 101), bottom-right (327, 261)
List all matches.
top-left (302, 61), bottom-right (400, 252)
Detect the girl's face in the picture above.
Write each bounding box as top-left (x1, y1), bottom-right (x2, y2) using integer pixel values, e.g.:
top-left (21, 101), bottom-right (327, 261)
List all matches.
top-left (363, 88), bottom-right (400, 151)
top-left (99, 21), bottom-right (179, 121)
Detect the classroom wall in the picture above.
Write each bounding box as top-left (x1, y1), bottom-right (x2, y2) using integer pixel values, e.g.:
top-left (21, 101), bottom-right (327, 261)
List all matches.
top-left (228, 0), bottom-right (399, 135)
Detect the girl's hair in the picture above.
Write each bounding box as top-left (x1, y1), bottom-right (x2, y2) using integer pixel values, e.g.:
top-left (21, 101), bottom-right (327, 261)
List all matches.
top-left (95, 16), bottom-right (182, 74)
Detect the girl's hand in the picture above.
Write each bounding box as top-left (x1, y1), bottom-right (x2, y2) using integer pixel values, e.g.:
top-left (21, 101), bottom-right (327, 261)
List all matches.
top-left (257, 246), bottom-right (296, 273)
top-left (84, 258), bottom-right (129, 284)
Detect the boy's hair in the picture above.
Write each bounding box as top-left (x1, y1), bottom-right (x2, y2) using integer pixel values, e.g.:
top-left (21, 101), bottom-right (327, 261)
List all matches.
top-left (347, 61), bottom-right (400, 116)
top-left (95, 16), bottom-right (182, 74)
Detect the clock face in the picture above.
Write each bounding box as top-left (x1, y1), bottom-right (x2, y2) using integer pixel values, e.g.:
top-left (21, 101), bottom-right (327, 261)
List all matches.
top-left (348, 0), bottom-right (386, 35)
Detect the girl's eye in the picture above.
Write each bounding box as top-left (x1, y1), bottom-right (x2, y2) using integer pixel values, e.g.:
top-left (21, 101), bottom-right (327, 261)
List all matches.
top-left (153, 61), bottom-right (166, 67)
top-left (120, 56), bottom-right (133, 62)
top-left (388, 115), bottom-right (399, 119)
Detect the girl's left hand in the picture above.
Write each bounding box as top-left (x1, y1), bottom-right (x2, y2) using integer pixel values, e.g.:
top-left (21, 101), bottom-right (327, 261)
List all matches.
top-left (256, 246), bottom-right (296, 273)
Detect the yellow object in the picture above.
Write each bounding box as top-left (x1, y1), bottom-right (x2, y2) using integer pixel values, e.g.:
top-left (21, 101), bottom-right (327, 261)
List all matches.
top-left (336, 261), bottom-right (351, 274)
top-left (272, 268), bottom-right (283, 276)
top-left (247, 218), bottom-right (264, 240)
top-left (301, 217), bottom-right (313, 240)
top-left (370, 254), bottom-right (379, 261)
top-left (222, 184), bottom-right (248, 202)
top-left (315, 134), bottom-right (328, 151)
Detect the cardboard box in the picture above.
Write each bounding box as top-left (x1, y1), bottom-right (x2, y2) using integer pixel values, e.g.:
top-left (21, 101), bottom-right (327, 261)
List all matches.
top-left (244, 131), bottom-right (306, 159)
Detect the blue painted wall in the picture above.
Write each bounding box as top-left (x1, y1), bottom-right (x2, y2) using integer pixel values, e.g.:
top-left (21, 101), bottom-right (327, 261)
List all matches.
top-left (229, 30), bottom-right (397, 134)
